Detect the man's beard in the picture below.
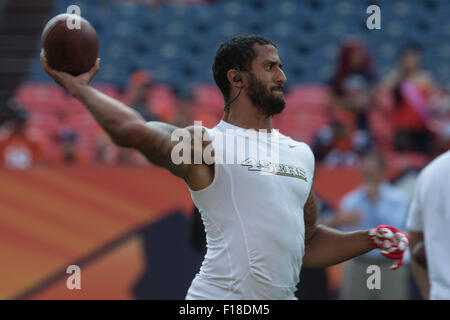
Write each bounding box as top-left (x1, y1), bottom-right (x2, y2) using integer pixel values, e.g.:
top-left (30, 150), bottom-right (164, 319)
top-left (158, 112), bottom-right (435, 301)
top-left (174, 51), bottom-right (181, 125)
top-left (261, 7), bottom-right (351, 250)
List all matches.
top-left (246, 73), bottom-right (285, 117)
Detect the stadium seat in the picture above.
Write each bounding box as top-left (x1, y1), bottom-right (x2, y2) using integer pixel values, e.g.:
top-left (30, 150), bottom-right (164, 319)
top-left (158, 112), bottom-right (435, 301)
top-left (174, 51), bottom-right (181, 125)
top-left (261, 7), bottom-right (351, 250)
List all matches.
top-left (91, 84), bottom-right (122, 100)
top-left (147, 85), bottom-right (178, 123)
top-left (28, 112), bottom-right (60, 133)
top-left (192, 83), bottom-right (223, 112)
top-left (15, 83), bottom-right (66, 114)
top-left (275, 84), bottom-right (330, 143)
top-left (384, 151), bottom-right (431, 179)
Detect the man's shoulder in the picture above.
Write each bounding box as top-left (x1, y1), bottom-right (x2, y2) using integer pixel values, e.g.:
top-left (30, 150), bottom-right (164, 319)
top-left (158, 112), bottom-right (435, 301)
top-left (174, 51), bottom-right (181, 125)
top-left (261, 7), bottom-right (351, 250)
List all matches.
top-left (284, 136), bottom-right (315, 168)
top-left (282, 134), bottom-right (313, 153)
top-left (408, 151), bottom-right (450, 196)
top-left (420, 151), bottom-right (450, 180)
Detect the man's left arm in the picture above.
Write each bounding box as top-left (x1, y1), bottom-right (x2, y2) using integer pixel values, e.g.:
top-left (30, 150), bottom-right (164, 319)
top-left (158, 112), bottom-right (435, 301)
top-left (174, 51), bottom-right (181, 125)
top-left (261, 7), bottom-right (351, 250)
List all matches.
top-left (302, 190), bottom-right (373, 268)
top-left (302, 191), bottom-right (408, 269)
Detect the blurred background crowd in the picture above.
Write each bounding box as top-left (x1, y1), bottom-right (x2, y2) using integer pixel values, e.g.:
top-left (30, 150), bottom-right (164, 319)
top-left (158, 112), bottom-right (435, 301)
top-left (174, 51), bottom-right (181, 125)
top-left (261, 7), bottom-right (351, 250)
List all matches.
top-left (1, 0), bottom-right (449, 300)
top-left (1, 0), bottom-right (449, 169)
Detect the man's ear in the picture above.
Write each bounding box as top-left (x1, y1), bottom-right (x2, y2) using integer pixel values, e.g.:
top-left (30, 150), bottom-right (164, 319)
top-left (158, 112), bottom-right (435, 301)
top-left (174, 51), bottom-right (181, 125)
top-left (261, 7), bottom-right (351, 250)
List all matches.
top-left (227, 68), bottom-right (242, 87)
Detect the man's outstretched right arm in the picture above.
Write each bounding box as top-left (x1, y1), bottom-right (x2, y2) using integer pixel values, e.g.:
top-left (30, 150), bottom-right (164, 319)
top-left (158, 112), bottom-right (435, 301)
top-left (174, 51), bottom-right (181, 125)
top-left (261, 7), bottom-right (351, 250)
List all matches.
top-left (71, 85), bottom-right (186, 175)
top-left (40, 53), bottom-right (194, 179)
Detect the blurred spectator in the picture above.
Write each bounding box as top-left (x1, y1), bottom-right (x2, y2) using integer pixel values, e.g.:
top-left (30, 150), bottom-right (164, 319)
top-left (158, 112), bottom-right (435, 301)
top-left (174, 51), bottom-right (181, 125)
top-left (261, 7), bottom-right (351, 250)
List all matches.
top-left (95, 127), bottom-right (118, 164)
top-left (316, 39), bottom-right (377, 166)
top-left (173, 88), bottom-right (195, 128)
top-left (126, 69), bottom-right (177, 124)
top-left (57, 126), bottom-right (79, 165)
top-left (383, 44), bottom-right (436, 154)
top-left (312, 115), bottom-right (364, 167)
top-left (329, 39), bottom-right (376, 144)
top-left (125, 70), bottom-right (160, 122)
top-left (0, 99), bottom-right (43, 169)
top-left (117, 70), bottom-right (160, 165)
top-left (337, 151), bottom-right (410, 299)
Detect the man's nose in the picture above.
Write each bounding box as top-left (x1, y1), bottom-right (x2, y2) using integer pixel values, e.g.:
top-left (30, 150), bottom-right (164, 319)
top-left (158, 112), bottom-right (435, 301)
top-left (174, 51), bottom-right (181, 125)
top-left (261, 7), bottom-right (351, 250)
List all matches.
top-left (275, 69), bottom-right (287, 85)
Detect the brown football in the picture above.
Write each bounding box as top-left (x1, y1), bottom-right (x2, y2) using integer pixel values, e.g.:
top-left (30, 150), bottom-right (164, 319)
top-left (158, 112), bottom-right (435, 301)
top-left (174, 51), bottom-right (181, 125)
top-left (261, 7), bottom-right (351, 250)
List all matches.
top-left (41, 13), bottom-right (98, 76)
top-left (412, 241), bottom-right (427, 268)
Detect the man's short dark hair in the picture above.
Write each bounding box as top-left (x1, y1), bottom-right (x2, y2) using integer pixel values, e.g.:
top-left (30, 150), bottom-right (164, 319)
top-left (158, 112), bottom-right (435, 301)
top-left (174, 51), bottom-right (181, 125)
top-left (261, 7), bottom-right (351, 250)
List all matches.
top-left (212, 35), bottom-right (276, 102)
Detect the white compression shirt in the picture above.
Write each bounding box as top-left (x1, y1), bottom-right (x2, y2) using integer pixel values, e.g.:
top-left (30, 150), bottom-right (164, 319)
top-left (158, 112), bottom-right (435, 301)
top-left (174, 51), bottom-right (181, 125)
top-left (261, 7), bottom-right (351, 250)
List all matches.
top-left (186, 120), bottom-right (315, 300)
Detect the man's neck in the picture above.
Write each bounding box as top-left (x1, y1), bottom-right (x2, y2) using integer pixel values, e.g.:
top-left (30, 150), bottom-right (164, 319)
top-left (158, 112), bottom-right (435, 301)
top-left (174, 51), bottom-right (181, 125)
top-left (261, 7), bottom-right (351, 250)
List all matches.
top-left (222, 99), bottom-right (273, 132)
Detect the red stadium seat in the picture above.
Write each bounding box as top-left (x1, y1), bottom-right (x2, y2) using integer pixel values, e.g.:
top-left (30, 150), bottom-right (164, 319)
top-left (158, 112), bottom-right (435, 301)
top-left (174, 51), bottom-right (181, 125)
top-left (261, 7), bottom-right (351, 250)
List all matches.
top-left (384, 151), bottom-right (430, 179)
top-left (91, 84), bottom-right (122, 100)
top-left (15, 83), bottom-right (66, 114)
top-left (147, 85), bottom-right (178, 123)
top-left (276, 84), bottom-right (330, 144)
top-left (192, 109), bottom-right (220, 129)
top-left (286, 84), bottom-right (330, 109)
top-left (27, 113), bottom-right (60, 137)
top-left (65, 94), bottom-right (94, 116)
top-left (192, 84), bottom-right (224, 124)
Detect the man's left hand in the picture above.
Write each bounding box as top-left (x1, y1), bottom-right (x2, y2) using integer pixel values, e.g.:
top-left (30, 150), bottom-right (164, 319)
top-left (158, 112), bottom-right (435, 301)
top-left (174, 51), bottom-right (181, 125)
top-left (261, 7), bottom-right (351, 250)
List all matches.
top-left (369, 225), bottom-right (409, 270)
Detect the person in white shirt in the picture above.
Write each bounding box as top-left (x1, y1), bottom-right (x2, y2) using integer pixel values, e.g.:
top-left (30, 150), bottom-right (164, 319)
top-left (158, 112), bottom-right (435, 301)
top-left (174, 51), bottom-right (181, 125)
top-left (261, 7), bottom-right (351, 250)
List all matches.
top-left (40, 34), bottom-right (408, 299)
top-left (407, 150), bottom-right (450, 300)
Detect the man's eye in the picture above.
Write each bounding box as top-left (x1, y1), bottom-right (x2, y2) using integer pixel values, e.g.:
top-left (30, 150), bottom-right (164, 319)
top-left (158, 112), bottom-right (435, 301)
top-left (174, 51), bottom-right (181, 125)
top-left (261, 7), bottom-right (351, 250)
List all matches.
top-left (266, 64), bottom-right (273, 70)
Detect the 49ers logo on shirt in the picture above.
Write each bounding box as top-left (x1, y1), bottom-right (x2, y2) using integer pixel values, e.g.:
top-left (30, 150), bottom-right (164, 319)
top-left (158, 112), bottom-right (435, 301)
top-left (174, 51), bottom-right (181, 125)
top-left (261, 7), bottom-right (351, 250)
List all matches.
top-left (241, 157), bottom-right (307, 182)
